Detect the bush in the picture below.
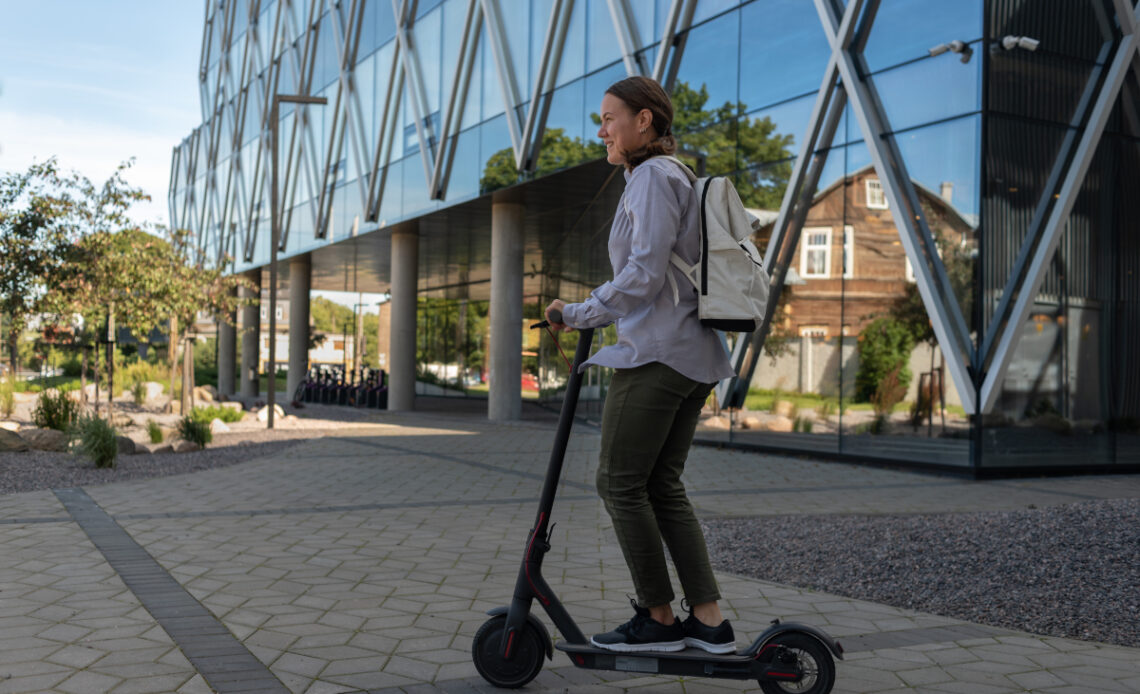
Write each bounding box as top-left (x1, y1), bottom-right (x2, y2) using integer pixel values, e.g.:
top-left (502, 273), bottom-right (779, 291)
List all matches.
top-left (132, 381), bottom-right (147, 405)
top-left (0, 380), bottom-right (14, 419)
top-left (71, 415), bottom-right (117, 468)
top-left (870, 363), bottom-right (908, 418)
top-left (146, 419), bottom-right (164, 443)
top-left (190, 404), bottom-right (243, 424)
top-left (178, 415), bottom-right (212, 447)
top-left (855, 317), bottom-right (916, 402)
top-left (119, 361), bottom-right (166, 391)
top-left (32, 389), bottom-right (79, 431)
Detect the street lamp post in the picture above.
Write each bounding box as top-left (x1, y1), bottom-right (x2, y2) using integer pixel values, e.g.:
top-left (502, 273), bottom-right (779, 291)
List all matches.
top-left (268, 93), bottom-right (327, 429)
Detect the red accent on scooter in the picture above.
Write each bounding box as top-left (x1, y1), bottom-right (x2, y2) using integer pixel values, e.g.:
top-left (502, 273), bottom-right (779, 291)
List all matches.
top-left (504, 631), bottom-right (516, 658)
top-left (525, 512), bottom-right (551, 606)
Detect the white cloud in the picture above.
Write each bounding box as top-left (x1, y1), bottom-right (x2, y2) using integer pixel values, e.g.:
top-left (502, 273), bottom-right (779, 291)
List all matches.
top-left (0, 109), bottom-right (179, 227)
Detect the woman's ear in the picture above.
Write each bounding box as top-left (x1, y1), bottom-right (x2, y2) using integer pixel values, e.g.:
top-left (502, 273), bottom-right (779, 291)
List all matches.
top-left (637, 108), bottom-right (654, 135)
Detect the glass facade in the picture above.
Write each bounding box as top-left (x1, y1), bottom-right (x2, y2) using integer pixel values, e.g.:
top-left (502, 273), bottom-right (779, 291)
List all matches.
top-left (172, 0), bottom-right (1140, 475)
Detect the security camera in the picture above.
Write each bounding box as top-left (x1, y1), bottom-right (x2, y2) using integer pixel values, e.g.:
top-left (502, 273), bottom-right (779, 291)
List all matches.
top-left (929, 39), bottom-right (973, 63)
top-left (1001, 35), bottom-right (1040, 51)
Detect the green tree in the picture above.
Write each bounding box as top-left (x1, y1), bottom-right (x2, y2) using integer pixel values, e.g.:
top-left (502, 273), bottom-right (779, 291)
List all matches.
top-left (310, 296), bottom-right (355, 333)
top-left (480, 128), bottom-right (606, 193)
top-left (855, 317), bottom-right (917, 402)
top-left (0, 160), bottom-right (77, 375)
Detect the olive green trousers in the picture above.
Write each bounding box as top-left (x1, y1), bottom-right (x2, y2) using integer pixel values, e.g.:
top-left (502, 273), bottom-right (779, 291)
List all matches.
top-left (596, 361), bottom-right (720, 609)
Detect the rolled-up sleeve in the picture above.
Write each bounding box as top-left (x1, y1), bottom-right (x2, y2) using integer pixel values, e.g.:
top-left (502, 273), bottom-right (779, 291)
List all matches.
top-left (562, 165), bottom-right (681, 329)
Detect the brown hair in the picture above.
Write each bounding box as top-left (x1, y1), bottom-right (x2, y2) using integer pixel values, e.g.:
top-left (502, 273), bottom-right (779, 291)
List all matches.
top-left (604, 76), bottom-right (676, 170)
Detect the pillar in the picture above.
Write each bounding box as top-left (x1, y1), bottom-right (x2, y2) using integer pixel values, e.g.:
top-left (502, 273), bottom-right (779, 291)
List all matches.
top-left (217, 285), bottom-right (237, 396)
top-left (488, 196), bottom-right (524, 421)
top-left (388, 226), bottom-right (419, 411)
top-left (240, 269), bottom-right (261, 398)
top-left (287, 254), bottom-right (311, 400)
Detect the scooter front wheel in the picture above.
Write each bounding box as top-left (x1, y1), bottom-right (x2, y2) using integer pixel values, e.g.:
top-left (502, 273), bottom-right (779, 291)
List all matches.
top-left (472, 614), bottom-right (545, 688)
top-left (759, 633), bottom-right (835, 694)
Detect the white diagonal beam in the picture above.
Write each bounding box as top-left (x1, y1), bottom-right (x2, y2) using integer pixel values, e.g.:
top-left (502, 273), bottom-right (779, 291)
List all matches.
top-left (816, 0), bottom-right (978, 414)
top-left (518, 0), bottom-right (575, 172)
top-left (429, 0), bottom-right (483, 199)
top-left (607, 0), bottom-right (648, 77)
top-left (980, 4), bottom-right (1140, 413)
top-left (391, 0), bottom-right (438, 190)
top-left (480, 0), bottom-right (524, 162)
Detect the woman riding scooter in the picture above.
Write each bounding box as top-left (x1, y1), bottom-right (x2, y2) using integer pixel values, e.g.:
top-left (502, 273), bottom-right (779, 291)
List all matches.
top-left (545, 75), bottom-right (737, 655)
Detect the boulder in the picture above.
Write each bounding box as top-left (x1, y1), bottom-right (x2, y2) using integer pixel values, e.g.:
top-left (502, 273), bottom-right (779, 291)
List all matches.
top-left (700, 415), bottom-right (731, 431)
top-left (200, 384), bottom-right (218, 399)
top-left (173, 440), bottom-right (201, 453)
top-left (116, 435), bottom-right (137, 455)
top-left (81, 384), bottom-right (98, 402)
top-left (739, 415), bottom-right (764, 430)
top-left (771, 400), bottom-right (797, 419)
top-left (0, 421), bottom-right (20, 432)
top-left (192, 386), bottom-right (215, 403)
top-left (218, 401), bottom-right (244, 412)
top-left (111, 413), bottom-right (133, 429)
top-left (164, 401), bottom-right (182, 415)
top-left (142, 381), bottom-right (165, 403)
top-left (20, 428), bottom-right (68, 452)
top-left (256, 404), bottom-right (286, 422)
top-left (0, 429), bottom-right (30, 452)
top-left (209, 418), bottom-right (230, 434)
top-left (764, 415), bottom-right (795, 433)
top-left (141, 442), bottom-right (174, 454)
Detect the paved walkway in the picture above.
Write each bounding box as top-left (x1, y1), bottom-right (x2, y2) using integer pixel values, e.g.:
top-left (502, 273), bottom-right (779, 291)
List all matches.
top-left (1, 411), bottom-right (1138, 694)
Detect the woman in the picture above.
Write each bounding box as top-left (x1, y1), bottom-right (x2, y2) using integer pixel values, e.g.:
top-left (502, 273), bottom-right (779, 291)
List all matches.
top-left (545, 75), bottom-right (737, 654)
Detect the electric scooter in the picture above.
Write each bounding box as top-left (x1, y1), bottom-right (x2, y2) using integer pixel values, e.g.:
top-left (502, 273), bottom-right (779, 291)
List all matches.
top-left (472, 314), bottom-right (843, 692)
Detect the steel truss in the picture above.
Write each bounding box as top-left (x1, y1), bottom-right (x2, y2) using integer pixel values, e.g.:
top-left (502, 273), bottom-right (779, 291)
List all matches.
top-left (726, 0), bottom-right (1140, 416)
top-left (170, 0), bottom-right (1140, 416)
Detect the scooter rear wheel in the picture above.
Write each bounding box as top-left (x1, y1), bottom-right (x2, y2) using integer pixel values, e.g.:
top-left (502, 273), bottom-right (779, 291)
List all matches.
top-left (759, 633), bottom-right (835, 694)
top-left (471, 614), bottom-right (545, 688)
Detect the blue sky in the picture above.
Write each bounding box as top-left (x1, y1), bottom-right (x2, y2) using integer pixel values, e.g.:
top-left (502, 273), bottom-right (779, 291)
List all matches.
top-left (0, 1), bottom-right (203, 227)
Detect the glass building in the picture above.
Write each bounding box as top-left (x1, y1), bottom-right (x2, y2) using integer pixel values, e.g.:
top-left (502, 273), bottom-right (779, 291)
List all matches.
top-left (171, 0), bottom-right (1140, 476)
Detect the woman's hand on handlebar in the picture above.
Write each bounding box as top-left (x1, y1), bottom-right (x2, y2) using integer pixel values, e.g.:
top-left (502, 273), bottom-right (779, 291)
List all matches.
top-left (545, 299), bottom-right (574, 333)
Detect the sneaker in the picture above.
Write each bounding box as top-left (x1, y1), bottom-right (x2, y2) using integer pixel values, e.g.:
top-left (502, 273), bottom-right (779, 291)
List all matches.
top-left (591, 600), bottom-right (686, 652)
top-left (681, 613), bottom-right (736, 654)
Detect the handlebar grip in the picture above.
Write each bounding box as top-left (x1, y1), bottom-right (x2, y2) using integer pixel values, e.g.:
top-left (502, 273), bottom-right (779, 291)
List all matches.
top-left (529, 308), bottom-right (564, 330)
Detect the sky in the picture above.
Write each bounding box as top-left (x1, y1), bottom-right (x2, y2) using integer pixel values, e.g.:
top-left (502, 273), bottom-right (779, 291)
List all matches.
top-left (0, 1), bottom-right (377, 311)
top-left (0, 1), bottom-right (204, 227)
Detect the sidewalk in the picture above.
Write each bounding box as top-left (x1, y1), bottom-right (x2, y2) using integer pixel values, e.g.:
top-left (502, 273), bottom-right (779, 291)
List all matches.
top-left (0, 411), bottom-right (1137, 693)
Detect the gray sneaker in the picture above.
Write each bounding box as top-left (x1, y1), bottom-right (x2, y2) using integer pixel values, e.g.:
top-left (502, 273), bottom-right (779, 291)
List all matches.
top-left (681, 613), bottom-right (736, 654)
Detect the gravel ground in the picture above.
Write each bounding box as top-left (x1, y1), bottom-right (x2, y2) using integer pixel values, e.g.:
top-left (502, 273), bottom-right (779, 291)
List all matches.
top-left (703, 498), bottom-right (1140, 648)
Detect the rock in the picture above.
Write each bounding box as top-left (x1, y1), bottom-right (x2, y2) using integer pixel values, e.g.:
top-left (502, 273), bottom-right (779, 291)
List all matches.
top-left (218, 401), bottom-right (244, 412)
top-left (173, 440), bottom-right (201, 453)
top-left (256, 404), bottom-right (286, 422)
top-left (0, 421), bottom-right (20, 432)
top-left (283, 414), bottom-right (298, 422)
top-left (142, 381), bottom-right (165, 403)
top-left (81, 384), bottom-right (98, 402)
top-left (200, 384), bottom-right (218, 399)
top-left (12, 391), bottom-right (37, 404)
top-left (19, 428), bottom-right (68, 452)
top-left (120, 390), bottom-right (133, 400)
top-left (701, 415), bottom-right (731, 430)
top-left (164, 401), bottom-right (182, 415)
top-left (772, 400), bottom-right (797, 419)
top-left (116, 435), bottom-right (137, 455)
top-left (739, 415), bottom-right (764, 430)
top-left (111, 413), bottom-right (133, 429)
top-left (764, 415), bottom-right (795, 433)
top-left (209, 418), bottom-right (230, 434)
top-left (141, 442), bottom-right (174, 454)
top-left (193, 386), bottom-right (215, 403)
top-left (0, 429), bottom-right (30, 451)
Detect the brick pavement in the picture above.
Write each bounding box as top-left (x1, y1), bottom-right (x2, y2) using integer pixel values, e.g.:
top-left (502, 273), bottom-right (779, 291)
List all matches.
top-left (0, 411), bottom-right (1137, 693)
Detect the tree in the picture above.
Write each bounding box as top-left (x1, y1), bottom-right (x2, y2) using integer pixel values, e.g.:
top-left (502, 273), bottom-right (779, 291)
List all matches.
top-left (480, 127), bottom-right (605, 193)
top-left (0, 160), bottom-right (76, 375)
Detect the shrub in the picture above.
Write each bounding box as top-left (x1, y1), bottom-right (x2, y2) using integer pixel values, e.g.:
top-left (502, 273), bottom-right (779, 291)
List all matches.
top-left (0, 380), bottom-right (14, 419)
top-left (146, 419), bottom-right (164, 443)
top-left (178, 415), bottom-right (212, 448)
top-left (71, 415), bottom-right (117, 468)
top-left (816, 400), bottom-right (836, 418)
top-left (118, 361), bottom-right (166, 391)
top-left (190, 404), bottom-right (243, 424)
top-left (32, 389), bottom-right (79, 431)
top-left (855, 317), bottom-right (916, 402)
top-left (132, 381), bottom-right (147, 405)
top-left (870, 363), bottom-right (908, 418)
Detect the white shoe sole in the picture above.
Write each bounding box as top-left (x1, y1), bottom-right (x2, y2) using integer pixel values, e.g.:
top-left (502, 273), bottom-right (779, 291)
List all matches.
top-left (683, 637), bottom-right (736, 654)
top-left (590, 637), bottom-right (686, 653)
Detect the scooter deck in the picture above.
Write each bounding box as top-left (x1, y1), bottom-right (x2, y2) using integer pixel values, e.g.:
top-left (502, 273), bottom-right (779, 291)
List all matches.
top-left (555, 642), bottom-right (771, 681)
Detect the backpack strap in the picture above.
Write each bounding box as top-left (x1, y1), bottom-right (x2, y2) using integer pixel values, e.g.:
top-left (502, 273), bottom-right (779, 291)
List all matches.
top-left (656, 155), bottom-right (698, 182)
top-left (667, 252), bottom-right (699, 305)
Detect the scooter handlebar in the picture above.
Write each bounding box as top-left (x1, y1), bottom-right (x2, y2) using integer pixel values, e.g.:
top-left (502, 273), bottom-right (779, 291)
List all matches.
top-left (530, 308), bottom-right (563, 329)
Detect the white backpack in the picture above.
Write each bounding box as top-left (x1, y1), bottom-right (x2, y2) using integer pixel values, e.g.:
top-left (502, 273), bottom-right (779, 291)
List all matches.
top-left (660, 156), bottom-right (771, 332)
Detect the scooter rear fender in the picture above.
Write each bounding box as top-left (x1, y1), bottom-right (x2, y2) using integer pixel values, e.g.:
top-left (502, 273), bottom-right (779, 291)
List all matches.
top-left (486, 606), bottom-right (554, 660)
top-left (746, 621), bottom-right (844, 661)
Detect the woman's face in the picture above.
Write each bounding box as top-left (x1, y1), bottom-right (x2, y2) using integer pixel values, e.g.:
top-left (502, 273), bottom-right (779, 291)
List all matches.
top-left (597, 93), bottom-right (651, 166)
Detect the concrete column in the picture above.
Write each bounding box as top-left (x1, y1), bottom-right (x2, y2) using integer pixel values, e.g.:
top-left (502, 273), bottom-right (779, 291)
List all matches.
top-left (287, 254), bottom-right (311, 400)
top-left (240, 270), bottom-right (261, 398)
top-left (217, 285), bottom-right (237, 396)
top-left (388, 226), bottom-right (419, 411)
top-left (489, 197), bottom-right (524, 421)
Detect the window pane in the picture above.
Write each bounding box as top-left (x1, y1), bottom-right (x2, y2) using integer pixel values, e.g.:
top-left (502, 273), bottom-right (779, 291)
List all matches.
top-left (740, 0), bottom-right (830, 112)
top-left (586, 0), bottom-right (623, 73)
top-left (672, 9), bottom-right (739, 118)
top-left (873, 50), bottom-right (981, 133)
top-left (863, 0), bottom-right (982, 72)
